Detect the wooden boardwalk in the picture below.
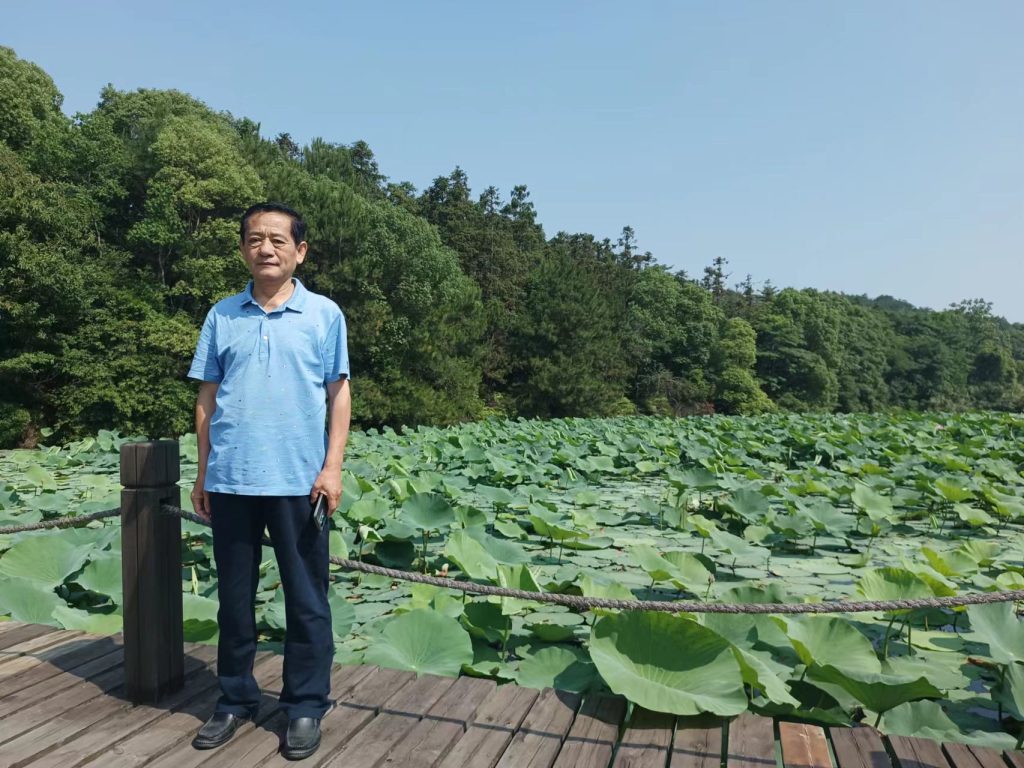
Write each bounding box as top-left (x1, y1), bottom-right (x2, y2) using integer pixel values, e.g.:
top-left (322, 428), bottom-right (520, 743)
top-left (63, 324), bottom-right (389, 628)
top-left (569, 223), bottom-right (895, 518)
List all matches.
top-left (0, 620), bottom-right (1018, 768)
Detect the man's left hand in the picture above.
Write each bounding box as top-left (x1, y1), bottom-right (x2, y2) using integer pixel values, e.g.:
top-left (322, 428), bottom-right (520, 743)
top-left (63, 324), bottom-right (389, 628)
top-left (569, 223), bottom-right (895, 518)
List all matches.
top-left (310, 470), bottom-right (342, 516)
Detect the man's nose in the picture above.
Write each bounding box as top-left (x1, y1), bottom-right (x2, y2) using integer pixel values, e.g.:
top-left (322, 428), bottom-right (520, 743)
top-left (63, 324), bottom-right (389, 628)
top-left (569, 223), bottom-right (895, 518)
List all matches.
top-left (258, 238), bottom-right (276, 256)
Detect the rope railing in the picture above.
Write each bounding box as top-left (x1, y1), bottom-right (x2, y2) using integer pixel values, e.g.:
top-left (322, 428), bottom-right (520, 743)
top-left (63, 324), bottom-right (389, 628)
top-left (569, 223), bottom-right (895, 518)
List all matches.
top-left (168, 505), bottom-right (1024, 615)
top-left (6, 504), bottom-right (1024, 615)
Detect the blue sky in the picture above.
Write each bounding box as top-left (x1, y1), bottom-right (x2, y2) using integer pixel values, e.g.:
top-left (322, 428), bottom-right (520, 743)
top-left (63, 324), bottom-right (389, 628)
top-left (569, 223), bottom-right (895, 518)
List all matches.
top-left (6, 2), bottom-right (1023, 321)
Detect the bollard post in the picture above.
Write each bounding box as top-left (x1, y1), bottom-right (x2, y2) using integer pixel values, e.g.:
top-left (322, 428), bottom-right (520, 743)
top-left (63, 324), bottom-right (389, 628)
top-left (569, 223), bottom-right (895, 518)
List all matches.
top-left (120, 440), bottom-right (184, 703)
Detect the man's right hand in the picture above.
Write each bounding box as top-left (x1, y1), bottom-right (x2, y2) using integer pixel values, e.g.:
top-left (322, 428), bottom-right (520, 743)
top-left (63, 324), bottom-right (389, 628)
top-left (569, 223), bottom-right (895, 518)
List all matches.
top-left (191, 480), bottom-right (211, 523)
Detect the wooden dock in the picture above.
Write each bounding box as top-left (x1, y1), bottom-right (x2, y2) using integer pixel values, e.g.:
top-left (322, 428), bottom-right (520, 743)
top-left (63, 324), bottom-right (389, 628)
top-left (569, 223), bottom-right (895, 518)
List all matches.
top-left (0, 620), bottom-right (1018, 768)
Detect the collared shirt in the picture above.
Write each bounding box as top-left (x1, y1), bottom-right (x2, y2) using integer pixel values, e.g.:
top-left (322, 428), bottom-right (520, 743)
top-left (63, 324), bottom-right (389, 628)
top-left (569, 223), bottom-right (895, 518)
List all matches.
top-left (188, 278), bottom-right (349, 495)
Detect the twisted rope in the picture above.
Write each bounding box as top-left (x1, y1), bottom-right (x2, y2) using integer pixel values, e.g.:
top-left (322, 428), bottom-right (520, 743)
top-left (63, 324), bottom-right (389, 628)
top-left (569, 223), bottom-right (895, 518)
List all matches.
top-left (0, 507), bottom-right (120, 534)
top-left (170, 505), bottom-right (1024, 615)
top-left (4, 506), bottom-right (1021, 615)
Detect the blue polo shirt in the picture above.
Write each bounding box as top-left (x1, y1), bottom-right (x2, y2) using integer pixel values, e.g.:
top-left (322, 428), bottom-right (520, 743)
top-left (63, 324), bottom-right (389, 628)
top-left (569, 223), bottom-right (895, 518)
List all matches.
top-left (188, 278), bottom-right (349, 495)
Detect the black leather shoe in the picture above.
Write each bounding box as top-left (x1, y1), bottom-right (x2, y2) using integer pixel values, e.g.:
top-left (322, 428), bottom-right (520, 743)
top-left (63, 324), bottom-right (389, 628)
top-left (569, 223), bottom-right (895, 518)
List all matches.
top-left (191, 712), bottom-right (251, 749)
top-left (281, 717), bottom-right (322, 760)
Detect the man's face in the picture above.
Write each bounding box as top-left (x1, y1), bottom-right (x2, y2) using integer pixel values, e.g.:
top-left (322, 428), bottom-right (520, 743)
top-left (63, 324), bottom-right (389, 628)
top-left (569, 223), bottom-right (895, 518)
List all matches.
top-left (240, 211), bottom-right (308, 283)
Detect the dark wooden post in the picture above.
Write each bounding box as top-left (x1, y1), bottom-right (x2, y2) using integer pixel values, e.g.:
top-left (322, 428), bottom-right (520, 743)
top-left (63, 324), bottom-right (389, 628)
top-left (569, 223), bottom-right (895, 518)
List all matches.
top-left (120, 440), bottom-right (184, 703)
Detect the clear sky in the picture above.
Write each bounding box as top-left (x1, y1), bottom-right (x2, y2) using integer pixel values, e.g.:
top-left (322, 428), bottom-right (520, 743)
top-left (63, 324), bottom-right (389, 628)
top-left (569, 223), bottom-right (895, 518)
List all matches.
top-left (5, 1), bottom-right (1023, 321)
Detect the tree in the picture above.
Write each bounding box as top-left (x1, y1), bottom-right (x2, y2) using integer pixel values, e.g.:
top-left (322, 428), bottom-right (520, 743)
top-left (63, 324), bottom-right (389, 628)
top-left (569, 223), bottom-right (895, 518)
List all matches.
top-left (508, 234), bottom-right (630, 417)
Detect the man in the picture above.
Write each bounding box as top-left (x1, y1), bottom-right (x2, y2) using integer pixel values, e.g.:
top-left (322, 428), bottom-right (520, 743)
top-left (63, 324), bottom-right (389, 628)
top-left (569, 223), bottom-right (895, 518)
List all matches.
top-left (187, 202), bottom-right (350, 761)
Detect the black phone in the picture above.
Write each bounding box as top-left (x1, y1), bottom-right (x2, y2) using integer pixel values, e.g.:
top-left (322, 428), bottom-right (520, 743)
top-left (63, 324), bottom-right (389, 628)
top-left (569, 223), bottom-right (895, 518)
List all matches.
top-left (312, 493), bottom-right (328, 531)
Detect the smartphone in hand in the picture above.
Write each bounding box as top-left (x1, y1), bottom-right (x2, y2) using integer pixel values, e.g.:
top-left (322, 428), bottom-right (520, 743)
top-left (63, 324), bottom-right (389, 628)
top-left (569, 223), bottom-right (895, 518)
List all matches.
top-left (312, 493), bottom-right (328, 531)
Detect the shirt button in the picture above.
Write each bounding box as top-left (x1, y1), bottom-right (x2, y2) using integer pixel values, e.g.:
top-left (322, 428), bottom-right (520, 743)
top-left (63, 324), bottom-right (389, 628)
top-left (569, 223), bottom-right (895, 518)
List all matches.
top-left (263, 336), bottom-right (268, 340)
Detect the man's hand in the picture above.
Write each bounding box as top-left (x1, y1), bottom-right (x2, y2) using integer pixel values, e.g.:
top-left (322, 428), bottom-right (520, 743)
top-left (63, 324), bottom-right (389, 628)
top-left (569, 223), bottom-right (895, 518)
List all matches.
top-left (191, 479), bottom-right (211, 523)
top-left (310, 470), bottom-right (342, 516)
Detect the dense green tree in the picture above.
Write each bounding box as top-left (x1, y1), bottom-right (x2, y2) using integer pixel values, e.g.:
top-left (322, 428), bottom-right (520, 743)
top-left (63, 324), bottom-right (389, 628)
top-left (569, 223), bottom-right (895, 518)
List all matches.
top-left (508, 234), bottom-right (629, 417)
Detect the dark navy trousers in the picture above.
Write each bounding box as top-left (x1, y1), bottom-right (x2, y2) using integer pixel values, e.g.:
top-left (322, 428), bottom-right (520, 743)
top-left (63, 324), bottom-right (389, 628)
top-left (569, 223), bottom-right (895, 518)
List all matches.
top-left (209, 493), bottom-right (333, 720)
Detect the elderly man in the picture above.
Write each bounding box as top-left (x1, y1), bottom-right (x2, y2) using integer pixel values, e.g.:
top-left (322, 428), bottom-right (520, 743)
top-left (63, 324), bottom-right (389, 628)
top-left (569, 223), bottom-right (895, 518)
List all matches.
top-left (187, 202), bottom-right (350, 761)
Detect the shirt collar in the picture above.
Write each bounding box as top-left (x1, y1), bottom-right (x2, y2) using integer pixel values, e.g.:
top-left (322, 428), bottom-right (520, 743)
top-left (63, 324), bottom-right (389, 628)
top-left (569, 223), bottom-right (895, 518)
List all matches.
top-left (242, 277), bottom-right (308, 313)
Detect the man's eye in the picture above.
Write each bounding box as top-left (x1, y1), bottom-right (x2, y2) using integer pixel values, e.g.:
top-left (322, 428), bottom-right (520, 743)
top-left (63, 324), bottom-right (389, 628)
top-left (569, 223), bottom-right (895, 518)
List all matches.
top-left (272, 239), bottom-right (287, 247)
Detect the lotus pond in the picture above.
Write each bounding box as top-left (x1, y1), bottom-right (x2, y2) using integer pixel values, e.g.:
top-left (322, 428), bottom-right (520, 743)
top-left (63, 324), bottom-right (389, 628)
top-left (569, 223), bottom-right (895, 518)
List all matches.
top-left (3, 413), bottom-right (1024, 746)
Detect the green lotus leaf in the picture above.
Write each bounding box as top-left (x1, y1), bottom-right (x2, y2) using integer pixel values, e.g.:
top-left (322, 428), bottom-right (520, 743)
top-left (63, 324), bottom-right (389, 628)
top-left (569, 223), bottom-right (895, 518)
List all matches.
top-left (345, 495), bottom-right (391, 524)
top-left (730, 644), bottom-right (799, 707)
top-left (364, 609), bottom-right (473, 677)
top-left (934, 478), bottom-right (974, 503)
top-left (444, 530), bottom-right (498, 580)
top-left (920, 546), bottom-right (978, 578)
top-left (727, 488), bottom-right (771, 521)
top-left (966, 602), bottom-right (1024, 665)
top-left (992, 659), bottom-right (1024, 720)
top-left (53, 605), bottom-right (122, 635)
top-left (328, 586), bottom-right (357, 638)
top-left (402, 493), bottom-right (456, 531)
top-left (407, 583), bottom-right (465, 619)
top-left (475, 485), bottom-right (516, 506)
top-left (590, 611), bottom-right (747, 716)
top-left (182, 592), bottom-right (220, 641)
top-left (466, 528), bottom-right (529, 564)
top-left (668, 467), bottom-right (718, 490)
top-left (879, 700), bottom-right (1016, 748)
top-left (493, 519), bottom-right (527, 540)
top-left (810, 665), bottom-right (941, 715)
top-left (515, 646), bottom-right (596, 692)
top-left (954, 504), bottom-right (994, 527)
top-left (856, 567), bottom-right (933, 613)
top-left (0, 535), bottom-right (92, 588)
top-left (851, 483), bottom-right (894, 521)
top-left (0, 580), bottom-right (62, 623)
top-left (463, 600), bottom-right (506, 642)
top-left (75, 553), bottom-right (122, 599)
top-left (784, 616), bottom-right (881, 676)
top-left (454, 506), bottom-right (487, 528)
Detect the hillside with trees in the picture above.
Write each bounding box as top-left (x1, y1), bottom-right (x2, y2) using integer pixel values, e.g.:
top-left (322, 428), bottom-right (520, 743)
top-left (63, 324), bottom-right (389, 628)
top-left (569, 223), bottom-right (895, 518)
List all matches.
top-left (1, 47), bottom-right (1021, 447)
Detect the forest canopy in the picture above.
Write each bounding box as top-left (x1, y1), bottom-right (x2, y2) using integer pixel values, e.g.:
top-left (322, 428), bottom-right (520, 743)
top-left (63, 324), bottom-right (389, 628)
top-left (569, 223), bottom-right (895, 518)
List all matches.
top-left (1, 47), bottom-right (1021, 447)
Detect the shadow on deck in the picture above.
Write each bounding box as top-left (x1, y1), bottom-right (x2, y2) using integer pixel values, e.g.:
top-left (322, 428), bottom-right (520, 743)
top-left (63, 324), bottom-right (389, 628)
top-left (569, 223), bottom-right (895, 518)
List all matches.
top-left (0, 620), bottom-right (1017, 768)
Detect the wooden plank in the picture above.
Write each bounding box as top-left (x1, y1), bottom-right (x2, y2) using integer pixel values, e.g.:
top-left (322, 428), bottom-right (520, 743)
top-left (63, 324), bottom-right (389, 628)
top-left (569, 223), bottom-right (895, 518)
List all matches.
top-left (437, 683), bottom-right (540, 768)
top-left (966, 744), bottom-right (1009, 768)
top-left (943, 743), bottom-right (1007, 768)
top-left (943, 743), bottom-right (983, 768)
top-left (1004, 752), bottom-right (1024, 768)
top-left (0, 623), bottom-right (59, 652)
top-left (0, 631), bottom-right (92, 681)
top-left (16, 645), bottom-right (220, 768)
top-left (494, 688), bottom-right (581, 768)
top-left (383, 675), bottom-right (497, 768)
top-left (197, 662), bottom-right (385, 768)
top-left (0, 655), bottom-right (126, 749)
top-left (319, 673), bottom-right (457, 768)
top-left (77, 653), bottom-right (284, 768)
top-left (0, 621), bottom-right (28, 637)
top-left (613, 707), bottom-right (675, 768)
top-left (552, 695), bottom-right (626, 768)
top-left (0, 648), bottom-right (124, 735)
top-left (0, 628), bottom-right (84, 664)
top-left (0, 635), bottom-right (123, 699)
top-left (828, 727), bottom-right (889, 768)
top-left (727, 713), bottom-right (776, 768)
top-left (671, 715), bottom-right (724, 768)
top-left (889, 735), bottom-right (950, 768)
top-left (0, 646), bottom-right (213, 768)
top-left (780, 723), bottom-right (831, 768)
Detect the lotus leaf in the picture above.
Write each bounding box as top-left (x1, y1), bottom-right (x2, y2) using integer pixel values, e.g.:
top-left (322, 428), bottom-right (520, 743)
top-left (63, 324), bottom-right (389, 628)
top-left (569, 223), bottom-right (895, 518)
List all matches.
top-left (966, 602), bottom-right (1024, 665)
top-left (590, 611), bottom-right (747, 716)
top-left (784, 616), bottom-right (881, 676)
top-left (515, 646), bottom-right (596, 692)
top-left (365, 609), bottom-right (472, 676)
top-left (0, 535), bottom-right (92, 588)
top-left (879, 700), bottom-right (1016, 748)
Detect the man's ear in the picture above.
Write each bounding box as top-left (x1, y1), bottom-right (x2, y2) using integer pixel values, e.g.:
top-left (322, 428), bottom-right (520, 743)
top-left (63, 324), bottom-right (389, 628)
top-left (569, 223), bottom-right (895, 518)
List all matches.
top-left (296, 241), bottom-right (309, 263)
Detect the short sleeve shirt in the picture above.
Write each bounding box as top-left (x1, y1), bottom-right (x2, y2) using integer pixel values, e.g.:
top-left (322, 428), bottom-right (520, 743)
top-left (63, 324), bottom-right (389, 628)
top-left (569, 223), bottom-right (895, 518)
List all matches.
top-left (188, 278), bottom-right (349, 495)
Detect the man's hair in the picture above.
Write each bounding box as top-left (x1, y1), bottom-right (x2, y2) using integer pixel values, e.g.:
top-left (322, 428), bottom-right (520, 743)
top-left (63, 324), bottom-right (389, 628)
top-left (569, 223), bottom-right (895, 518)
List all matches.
top-left (240, 202), bottom-right (307, 245)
